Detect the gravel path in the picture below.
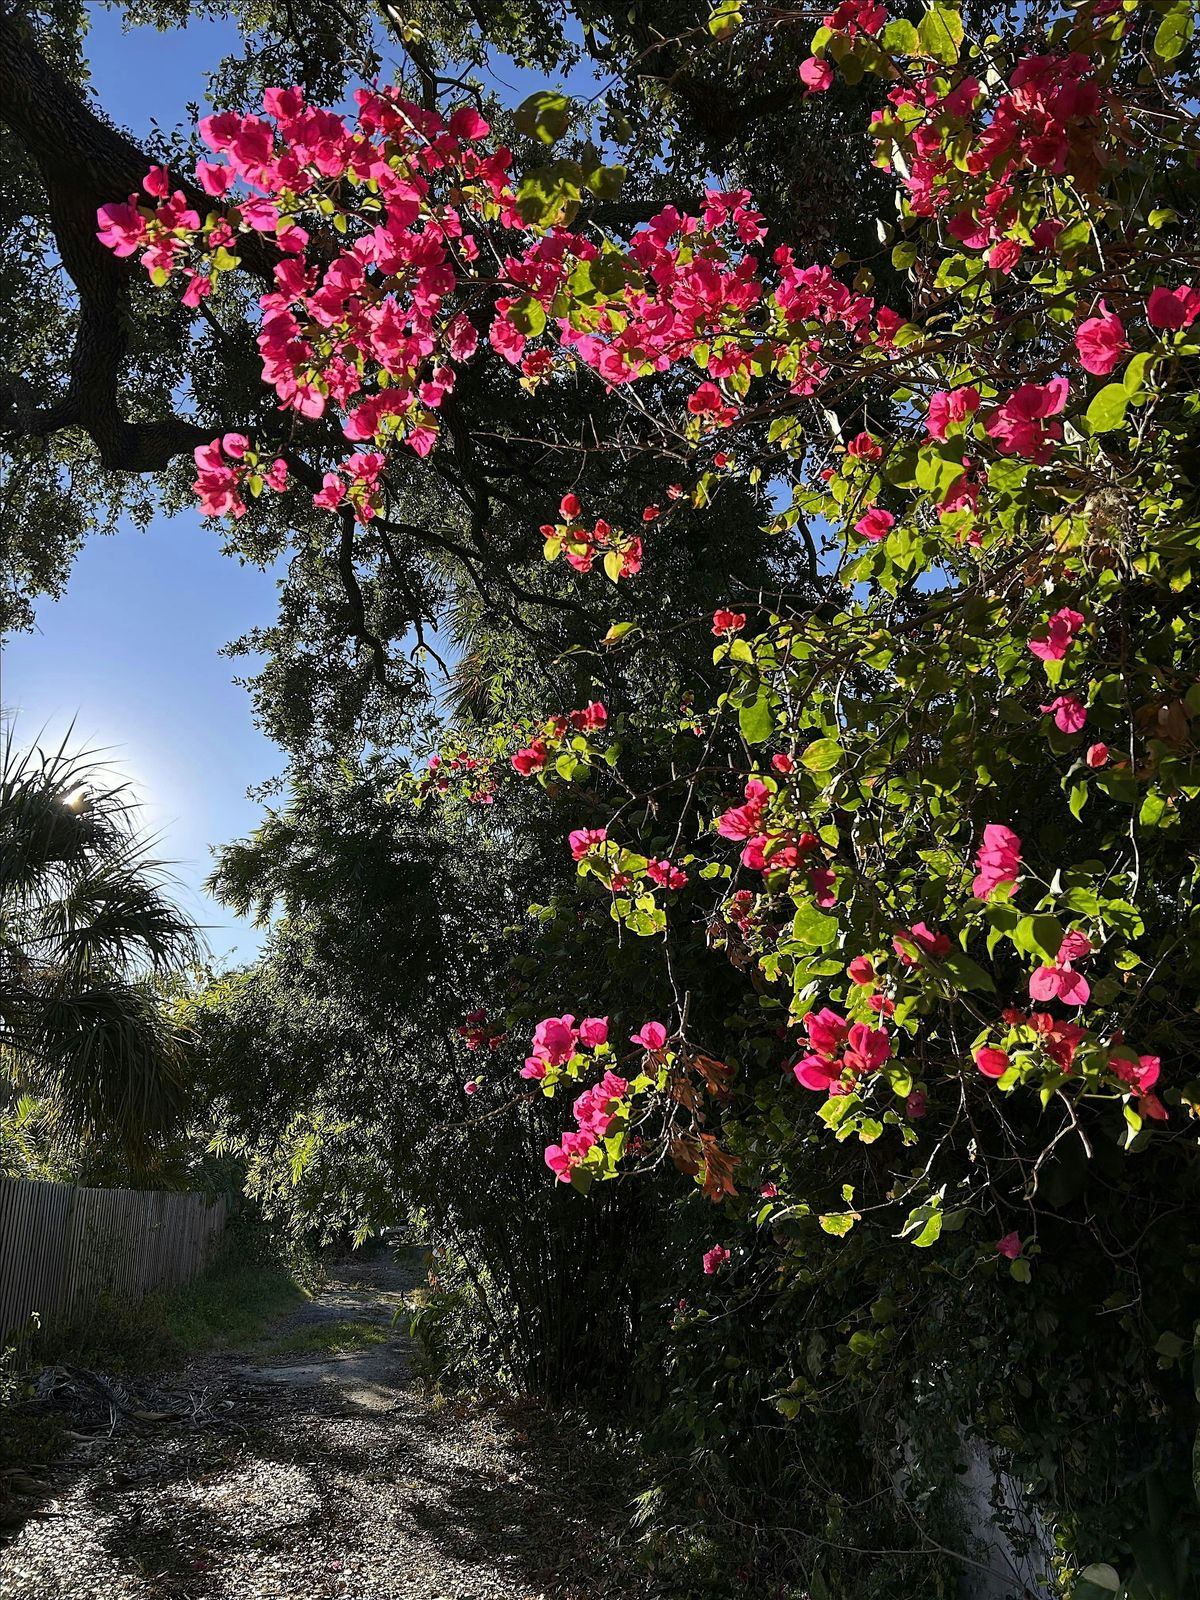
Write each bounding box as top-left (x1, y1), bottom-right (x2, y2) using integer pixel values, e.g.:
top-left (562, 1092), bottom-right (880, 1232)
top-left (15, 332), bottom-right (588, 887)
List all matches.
top-left (0, 1253), bottom-right (649, 1600)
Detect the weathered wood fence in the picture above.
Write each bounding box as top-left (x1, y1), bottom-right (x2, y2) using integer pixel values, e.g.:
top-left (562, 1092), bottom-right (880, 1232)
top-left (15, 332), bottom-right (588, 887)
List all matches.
top-left (0, 1177), bottom-right (227, 1348)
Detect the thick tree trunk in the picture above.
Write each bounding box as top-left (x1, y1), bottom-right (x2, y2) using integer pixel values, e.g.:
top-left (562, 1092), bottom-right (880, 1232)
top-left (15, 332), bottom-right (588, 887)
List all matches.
top-left (0, 12), bottom-right (272, 471)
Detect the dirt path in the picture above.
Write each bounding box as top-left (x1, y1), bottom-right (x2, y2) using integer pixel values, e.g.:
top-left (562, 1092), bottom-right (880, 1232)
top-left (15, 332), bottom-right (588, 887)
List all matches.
top-left (0, 1253), bottom-right (647, 1600)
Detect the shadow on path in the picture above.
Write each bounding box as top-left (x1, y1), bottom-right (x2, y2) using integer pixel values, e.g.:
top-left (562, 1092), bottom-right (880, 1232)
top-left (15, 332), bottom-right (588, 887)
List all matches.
top-left (0, 1252), bottom-right (648, 1600)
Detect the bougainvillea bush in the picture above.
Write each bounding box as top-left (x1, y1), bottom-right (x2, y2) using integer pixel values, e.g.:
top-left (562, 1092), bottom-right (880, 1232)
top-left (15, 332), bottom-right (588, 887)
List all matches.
top-left (103, 0), bottom-right (1200, 1589)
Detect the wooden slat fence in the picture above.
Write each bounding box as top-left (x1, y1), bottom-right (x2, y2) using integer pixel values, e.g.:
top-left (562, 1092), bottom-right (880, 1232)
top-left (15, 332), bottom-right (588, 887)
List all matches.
top-left (0, 1177), bottom-right (227, 1348)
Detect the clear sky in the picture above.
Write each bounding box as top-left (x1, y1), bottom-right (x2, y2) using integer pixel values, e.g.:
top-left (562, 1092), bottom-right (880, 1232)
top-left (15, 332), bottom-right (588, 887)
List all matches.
top-left (5, 6), bottom-right (600, 968)
top-left (5, 6), bottom-right (282, 966)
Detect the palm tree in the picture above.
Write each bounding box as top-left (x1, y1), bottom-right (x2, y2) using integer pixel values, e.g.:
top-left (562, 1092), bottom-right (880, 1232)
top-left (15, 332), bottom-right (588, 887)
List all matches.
top-left (0, 725), bottom-right (204, 1165)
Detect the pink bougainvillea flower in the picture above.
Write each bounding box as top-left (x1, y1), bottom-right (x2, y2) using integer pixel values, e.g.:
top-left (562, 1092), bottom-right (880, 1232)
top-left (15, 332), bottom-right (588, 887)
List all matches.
top-left (687, 381), bottom-right (724, 415)
top-left (568, 827), bottom-right (607, 861)
top-left (569, 701), bottom-right (607, 732)
top-left (760, 1182), bottom-right (778, 1198)
top-left (545, 1129), bottom-right (595, 1182)
top-left (847, 956), bottom-right (875, 986)
top-left (1075, 302), bottom-right (1128, 375)
top-left (854, 507), bottom-right (894, 542)
top-left (1112, 1053), bottom-right (1160, 1093)
top-left (533, 1014), bottom-right (579, 1067)
top-left (986, 239), bottom-right (1022, 274)
top-left (1086, 742), bottom-right (1110, 768)
top-left (996, 1231), bottom-right (1022, 1260)
top-left (804, 1008), bottom-right (849, 1057)
top-left (846, 431), bottom-right (881, 460)
top-left (647, 858), bottom-right (689, 890)
top-left (578, 1017), bottom-right (609, 1049)
top-left (464, 1080), bottom-right (478, 1096)
top-left (793, 1052), bottom-right (840, 1091)
top-left (926, 386), bottom-right (980, 440)
top-left (1028, 607), bottom-right (1084, 662)
top-left (771, 753), bottom-right (794, 774)
top-left (572, 1071), bottom-right (628, 1139)
top-left (96, 198), bottom-right (148, 257)
top-left (559, 492), bottom-right (581, 520)
top-left (1030, 933), bottom-right (1093, 1006)
top-left (906, 1090), bottom-right (927, 1119)
top-left (195, 159), bottom-right (232, 196)
top-left (511, 740), bottom-right (548, 776)
top-left (799, 57), bottom-right (833, 92)
top-left (975, 1046), bottom-right (1010, 1079)
top-left (716, 779), bottom-right (770, 841)
top-left (1040, 693), bottom-right (1087, 734)
top-left (1146, 284), bottom-right (1200, 330)
top-left (702, 1244), bottom-right (731, 1275)
top-left (712, 608), bottom-right (747, 634)
top-left (631, 1020), bottom-right (668, 1052)
top-left (892, 922), bottom-right (951, 965)
top-left (142, 164), bottom-right (171, 198)
top-left (1032, 218), bottom-right (1065, 251)
top-left (447, 314), bottom-right (479, 362)
top-left (844, 1023), bottom-right (890, 1075)
top-left (972, 824), bottom-right (1022, 899)
top-left (448, 105), bottom-right (490, 141)
top-left (985, 378), bottom-right (1069, 464)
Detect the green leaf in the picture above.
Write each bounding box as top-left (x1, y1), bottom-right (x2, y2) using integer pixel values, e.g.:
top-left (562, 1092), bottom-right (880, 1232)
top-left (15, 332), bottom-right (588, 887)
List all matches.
top-left (739, 694), bottom-right (774, 745)
top-left (602, 619), bottom-right (635, 645)
top-left (1078, 1565), bottom-right (1121, 1594)
top-left (792, 903), bottom-right (839, 948)
top-left (909, 1211), bottom-right (943, 1248)
top-left (515, 90), bottom-right (572, 145)
top-left (917, 5), bottom-right (964, 63)
top-left (900, 1203), bottom-right (943, 1247)
top-left (941, 949), bottom-right (996, 993)
top-left (707, 1), bottom-right (743, 37)
top-left (508, 296), bottom-right (546, 337)
top-left (1153, 0), bottom-right (1194, 60)
top-left (800, 737), bottom-right (842, 772)
top-left (1085, 383), bottom-right (1128, 434)
top-left (1154, 1330), bottom-right (1189, 1360)
top-left (819, 1212), bottom-right (857, 1236)
top-left (881, 17), bottom-right (920, 52)
top-left (1025, 914), bottom-right (1065, 960)
top-left (1123, 350), bottom-right (1157, 395)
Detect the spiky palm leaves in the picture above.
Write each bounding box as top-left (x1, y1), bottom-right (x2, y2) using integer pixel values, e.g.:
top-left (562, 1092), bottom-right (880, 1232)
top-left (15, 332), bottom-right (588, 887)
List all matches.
top-left (0, 727), bottom-right (203, 1165)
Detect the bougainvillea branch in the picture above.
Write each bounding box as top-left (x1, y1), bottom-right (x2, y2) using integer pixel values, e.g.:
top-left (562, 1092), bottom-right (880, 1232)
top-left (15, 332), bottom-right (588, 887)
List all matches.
top-left (100, 0), bottom-right (1200, 1255)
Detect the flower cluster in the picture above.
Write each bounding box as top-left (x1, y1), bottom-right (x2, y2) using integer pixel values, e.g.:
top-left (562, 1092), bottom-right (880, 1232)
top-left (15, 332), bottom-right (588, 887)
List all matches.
top-left (456, 1008), bottom-right (507, 1051)
top-left (793, 1008), bottom-right (892, 1094)
top-left (540, 494), bottom-right (643, 581)
top-left (545, 1065), bottom-right (630, 1183)
top-left (407, 749), bottom-right (497, 807)
top-left (511, 700), bottom-right (608, 777)
top-left (193, 434), bottom-right (288, 518)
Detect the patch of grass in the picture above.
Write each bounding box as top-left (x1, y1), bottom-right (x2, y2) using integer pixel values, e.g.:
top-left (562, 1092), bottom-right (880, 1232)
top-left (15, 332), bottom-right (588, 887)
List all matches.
top-left (164, 1257), bottom-right (309, 1356)
top-left (36, 1243), bottom-right (310, 1374)
top-left (265, 1317), bottom-right (392, 1358)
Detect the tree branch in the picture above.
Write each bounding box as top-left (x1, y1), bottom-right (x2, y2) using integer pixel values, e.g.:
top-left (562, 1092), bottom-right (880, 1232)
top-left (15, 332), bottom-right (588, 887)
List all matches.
top-left (0, 12), bottom-right (274, 471)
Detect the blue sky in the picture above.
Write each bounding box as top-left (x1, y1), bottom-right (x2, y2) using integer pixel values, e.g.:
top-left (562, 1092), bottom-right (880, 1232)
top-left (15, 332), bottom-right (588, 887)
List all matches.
top-left (5, 6), bottom-right (597, 967)
top-left (6, 6), bottom-right (279, 966)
